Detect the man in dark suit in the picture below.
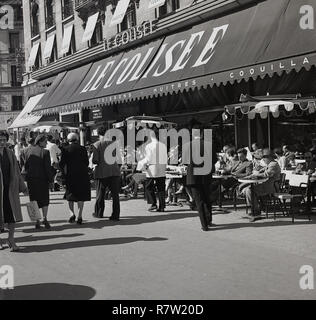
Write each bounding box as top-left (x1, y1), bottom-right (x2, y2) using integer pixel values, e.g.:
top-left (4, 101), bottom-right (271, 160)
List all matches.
top-left (242, 149), bottom-right (281, 221)
top-left (183, 122), bottom-right (216, 231)
top-left (92, 126), bottom-right (121, 221)
top-left (222, 148), bottom-right (253, 191)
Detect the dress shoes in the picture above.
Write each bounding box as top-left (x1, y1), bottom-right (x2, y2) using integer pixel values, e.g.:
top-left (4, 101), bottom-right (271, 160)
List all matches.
top-left (148, 204), bottom-right (158, 212)
top-left (109, 216), bottom-right (120, 221)
top-left (249, 215), bottom-right (261, 222)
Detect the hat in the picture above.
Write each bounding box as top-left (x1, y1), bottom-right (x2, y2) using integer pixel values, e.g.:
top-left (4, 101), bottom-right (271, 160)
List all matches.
top-left (67, 132), bottom-right (79, 142)
top-left (253, 149), bottom-right (263, 160)
top-left (34, 134), bottom-right (46, 145)
top-left (262, 148), bottom-right (274, 159)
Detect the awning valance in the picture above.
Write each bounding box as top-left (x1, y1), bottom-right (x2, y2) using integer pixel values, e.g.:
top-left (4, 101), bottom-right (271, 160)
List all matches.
top-left (224, 97), bottom-right (316, 120)
top-left (34, 0), bottom-right (316, 115)
top-left (9, 93), bottom-right (44, 129)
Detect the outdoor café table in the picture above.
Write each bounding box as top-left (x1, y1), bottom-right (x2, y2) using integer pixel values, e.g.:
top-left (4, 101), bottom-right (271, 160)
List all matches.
top-left (166, 171), bottom-right (184, 206)
top-left (237, 177), bottom-right (269, 217)
top-left (212, 174), bottom-right (233, 210)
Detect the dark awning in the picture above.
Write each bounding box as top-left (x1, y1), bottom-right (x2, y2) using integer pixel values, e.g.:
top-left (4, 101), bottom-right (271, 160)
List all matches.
top-left (35, 0), bottom-right (316, 114)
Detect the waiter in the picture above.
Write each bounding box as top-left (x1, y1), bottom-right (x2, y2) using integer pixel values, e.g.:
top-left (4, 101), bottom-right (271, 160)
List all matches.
top-left (139, 128), bottom-right (168, 212)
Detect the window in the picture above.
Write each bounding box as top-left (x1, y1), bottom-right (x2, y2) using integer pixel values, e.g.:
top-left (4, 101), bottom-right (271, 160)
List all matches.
top-left (118, 3), bottom-right (136, 32)
top-left (30, 0), bottom-right (39, 37)
top-left (156, 0), bottom-right (180, 18)
top-left (66, 30), bottom-right (76, 56)
top-left (45, 0), bottom-right (55, 29)
top-left (12, 96), bottom-right (23, 111)
top-left (11, 65), bottom-right (21, 87)
top-left (0, 64), bottom-right (9, 84)
top-left (33, 46), bottom-right (42, 70)
top-left (90, 21), bottom-right (103, 47)
top-left (14, 4), bottom-right (23, 21)
top-left (62, 0), bottom-right (74, 20)
top-left (9, 33), bottom-right (20, 54)
top-left (49, 39), bottom-right (58, 63)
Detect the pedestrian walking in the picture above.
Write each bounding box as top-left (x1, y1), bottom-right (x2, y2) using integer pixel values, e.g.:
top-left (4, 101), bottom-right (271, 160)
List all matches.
top-left (183, 121), bottom-right (215, 231)
top-left (23, 134), bottom-right (54, 230)
top-left (0, 130), bottom-right (28, 252)
top-left (92, 125), bottom-right (121, 221)
top-left (59, 133), bottom-right (91, 225)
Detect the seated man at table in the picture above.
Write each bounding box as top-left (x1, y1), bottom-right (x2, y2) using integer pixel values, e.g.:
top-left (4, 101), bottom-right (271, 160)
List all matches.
top-left (295, 152), bottom-right (316, 175)
top-left (221, 148), bottom-right (253, 191)
top-left (241, 149), bottom-right (281, 222)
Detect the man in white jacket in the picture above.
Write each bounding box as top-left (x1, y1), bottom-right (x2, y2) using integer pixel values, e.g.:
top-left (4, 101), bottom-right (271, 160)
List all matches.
top-left (139, 129), bottom-right (168, 212)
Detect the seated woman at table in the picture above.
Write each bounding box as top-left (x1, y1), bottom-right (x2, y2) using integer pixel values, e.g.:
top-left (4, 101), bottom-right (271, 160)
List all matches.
top-left (241, 149), bottom-right (281, 221)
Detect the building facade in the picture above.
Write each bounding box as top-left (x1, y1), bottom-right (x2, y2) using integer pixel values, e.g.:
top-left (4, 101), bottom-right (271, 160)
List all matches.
top-left (21, 0), bottom-right (316, 150)
top-left (0, 0), bottom-right (24, 130)
top-left (22, 0), bottom-right (260, 142)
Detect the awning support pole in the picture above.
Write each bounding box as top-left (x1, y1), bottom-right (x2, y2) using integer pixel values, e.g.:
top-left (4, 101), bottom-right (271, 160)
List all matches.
top-left (268, 111), bottom-right (271, 149)
top-left (234, 115), bottom-right (238, 148)
top-left (79, 109), bottom-right (85, 146)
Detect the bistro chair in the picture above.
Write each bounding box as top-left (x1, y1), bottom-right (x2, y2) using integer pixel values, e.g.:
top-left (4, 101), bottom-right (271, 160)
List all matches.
top-left (233, 184), bottom-right (249, 215)
top-left (273, 174), bottom-right (311, 223)
top-left (259, 173), bottom-right (286, 220)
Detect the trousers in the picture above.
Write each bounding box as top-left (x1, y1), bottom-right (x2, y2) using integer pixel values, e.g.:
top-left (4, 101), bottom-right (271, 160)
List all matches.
top-left (94, 177), bottom-right (120, 219)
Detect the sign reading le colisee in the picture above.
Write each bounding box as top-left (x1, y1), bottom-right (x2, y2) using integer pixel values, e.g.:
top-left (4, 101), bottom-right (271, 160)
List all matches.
top-left (104, 21), bottom-right (156, 52)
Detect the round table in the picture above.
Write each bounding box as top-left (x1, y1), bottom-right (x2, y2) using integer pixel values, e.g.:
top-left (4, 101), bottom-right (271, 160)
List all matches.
top-left (166, 173), bottom-right (184, 206)
top-left (238, 177), bottom-right (268, 216)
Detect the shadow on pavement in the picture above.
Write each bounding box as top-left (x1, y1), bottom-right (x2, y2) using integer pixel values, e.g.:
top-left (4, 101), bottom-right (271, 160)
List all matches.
top-left (21, 211), bottom-right (197, 233)
top-left (15, 220), bottom-right (68, 228)
top-left (210, 217), bottom-right (316, 231)
top-left (15, 233), bottom-right (85, 243)
top-left (18, 237), bottom-right (168, 253)
top-left (0, 283), bottom-right (96, 300)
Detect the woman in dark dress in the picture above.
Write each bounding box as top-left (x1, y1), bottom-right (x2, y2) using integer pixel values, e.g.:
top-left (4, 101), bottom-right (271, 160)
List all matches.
top-left (0, 131), bottom-right (28, 251)
top-left (24, 134), bottom-right (54, 230)
top-left (59, 133), bottom-right (91, 224)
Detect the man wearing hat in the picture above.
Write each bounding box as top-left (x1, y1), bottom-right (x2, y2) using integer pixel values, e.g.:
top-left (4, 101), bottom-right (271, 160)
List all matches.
top-left (242, 148), bottom-right (281, 222)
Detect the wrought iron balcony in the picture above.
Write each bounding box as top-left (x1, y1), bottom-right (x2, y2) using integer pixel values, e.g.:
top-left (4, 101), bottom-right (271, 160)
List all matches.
top-left (75, 0), bottom-right (97, 11)
top-left (75, 0), bottom-right (107, 21)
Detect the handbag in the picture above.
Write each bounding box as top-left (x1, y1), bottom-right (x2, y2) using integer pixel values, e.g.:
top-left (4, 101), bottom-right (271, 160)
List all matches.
top-left (26, 201), bottom-right (42, 221)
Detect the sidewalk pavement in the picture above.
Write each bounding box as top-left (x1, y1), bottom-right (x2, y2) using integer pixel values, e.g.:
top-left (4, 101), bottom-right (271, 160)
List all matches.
top-left (1, 191), bottom-right (316, 300)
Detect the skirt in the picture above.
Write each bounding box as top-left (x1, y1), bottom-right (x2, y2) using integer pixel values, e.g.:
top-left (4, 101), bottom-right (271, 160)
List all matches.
top-left (27, 178), bottom-right (50, 209)
top-left (3, 185), bottom-right (15, 224)
top-left (63, 179), bottom-right (91, 202)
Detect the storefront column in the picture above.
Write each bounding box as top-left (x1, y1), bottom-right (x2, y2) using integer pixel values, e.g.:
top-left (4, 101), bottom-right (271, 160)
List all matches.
top-left (79, 109), bottom-right (85, 146)
top-left (267, 112), bottom-right (271, 149)
top-left (234, 115), bottom-right (238, 148)
top-left (247, 118), bottom-right (251, 148)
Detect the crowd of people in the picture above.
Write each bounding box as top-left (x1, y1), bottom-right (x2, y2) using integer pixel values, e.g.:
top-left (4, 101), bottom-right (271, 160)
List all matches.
top-left (1, 125), bottom-right (316, 252)
top-left (215, 140), bottom-right (316, 220)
